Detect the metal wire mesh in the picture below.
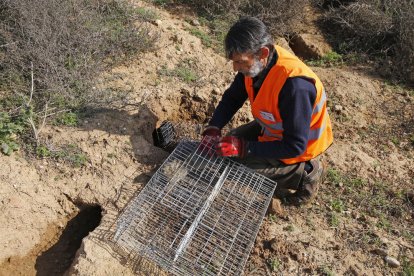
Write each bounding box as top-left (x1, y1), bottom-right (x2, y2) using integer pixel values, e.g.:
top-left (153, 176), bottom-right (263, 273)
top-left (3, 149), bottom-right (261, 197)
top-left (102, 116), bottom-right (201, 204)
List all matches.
top-left (152, 120), bottom-right (230, 151)
top-left (152, 121), bottom-right (178, 150)
top-left (113, 139), bottom-right (277, 275)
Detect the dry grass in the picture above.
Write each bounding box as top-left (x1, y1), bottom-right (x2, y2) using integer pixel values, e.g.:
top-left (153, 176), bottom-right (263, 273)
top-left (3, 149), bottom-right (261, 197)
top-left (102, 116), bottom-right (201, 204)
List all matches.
top-left (320, 0), bottom-right (414, 83)
top-left (0, 0), bottom-right (154, 112)
top-left (0, 0), bottom-right (155, 150)
top-left (173, 0), bottom-right (308, 36)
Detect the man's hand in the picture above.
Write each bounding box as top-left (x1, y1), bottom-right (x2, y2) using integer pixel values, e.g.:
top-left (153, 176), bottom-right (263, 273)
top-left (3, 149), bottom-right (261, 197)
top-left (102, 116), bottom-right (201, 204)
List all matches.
top-left (202, 126), bottom-right (221, 140)
top-left (199, 126), bottom-right (221, 155)
top-left (216, 136), bottom-right (247, 158)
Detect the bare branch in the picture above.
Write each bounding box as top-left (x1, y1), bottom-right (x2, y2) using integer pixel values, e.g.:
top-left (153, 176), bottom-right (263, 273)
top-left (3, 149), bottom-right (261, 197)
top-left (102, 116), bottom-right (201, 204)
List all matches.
top-left (28, 116), bottom-right (39, 146)
top-left (37, 102), bottom-right (49, 135)
top-left (0, 42), bottom-right (17, 48)
top-left (27, 62), bottom-right (34, 107)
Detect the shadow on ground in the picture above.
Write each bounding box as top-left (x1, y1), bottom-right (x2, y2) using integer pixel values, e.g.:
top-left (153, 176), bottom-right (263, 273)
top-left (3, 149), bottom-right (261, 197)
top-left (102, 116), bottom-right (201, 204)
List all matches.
top-left (35, 205), bottom-right (102, 276)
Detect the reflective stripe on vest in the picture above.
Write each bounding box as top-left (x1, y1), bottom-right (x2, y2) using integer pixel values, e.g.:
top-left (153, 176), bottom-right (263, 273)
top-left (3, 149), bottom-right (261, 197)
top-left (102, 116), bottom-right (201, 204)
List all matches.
top-left (255, 117), bottom-right (283, 139)
top-left (256, 105), bottom-right (328, 141)
top-left (312, 88), bottom-right (326, 115)
top-left (308, 115), bottom-right (327, 140)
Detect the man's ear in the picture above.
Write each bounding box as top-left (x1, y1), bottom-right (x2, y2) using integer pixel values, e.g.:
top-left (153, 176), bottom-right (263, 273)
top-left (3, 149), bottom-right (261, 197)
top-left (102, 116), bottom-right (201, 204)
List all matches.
top-left (259, 46), bottom-right (270, 60)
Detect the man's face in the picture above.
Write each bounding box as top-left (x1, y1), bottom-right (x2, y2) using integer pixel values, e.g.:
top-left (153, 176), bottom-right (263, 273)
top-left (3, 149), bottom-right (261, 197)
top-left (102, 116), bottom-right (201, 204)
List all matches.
top-left (230, 50), bottom-right (267, 78)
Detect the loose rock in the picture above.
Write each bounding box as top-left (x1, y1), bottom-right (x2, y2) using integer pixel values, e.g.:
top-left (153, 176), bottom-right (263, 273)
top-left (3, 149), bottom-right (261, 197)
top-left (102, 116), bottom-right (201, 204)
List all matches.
top-left (191, 19), bottom-right (200, 26)
top-left (289, 33), bottom-right (333, 59)
top-left (212, 87), bottom-right (220, 95)
top-left (384, 256), bottom-right (400, 268)
top-left (334, 105), bottom-right (343, 113)
top-left (267, 198), bottom-right (285, 217)
top-left (153, 19), bottom-right (162, 26)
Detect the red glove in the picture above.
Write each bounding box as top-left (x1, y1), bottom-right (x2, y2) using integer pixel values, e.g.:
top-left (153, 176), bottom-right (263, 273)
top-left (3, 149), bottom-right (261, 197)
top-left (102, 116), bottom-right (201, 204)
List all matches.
top-left (216, 136), bottom-right (247, 158)
top-left (199, 126), bottom-right (221, 155)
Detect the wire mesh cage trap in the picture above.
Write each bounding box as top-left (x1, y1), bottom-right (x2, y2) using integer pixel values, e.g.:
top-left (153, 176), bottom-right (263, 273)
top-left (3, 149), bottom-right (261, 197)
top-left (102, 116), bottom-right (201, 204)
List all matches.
top-left (113, 139), bottom-right (277, 275)
top-left (152, 120), bottom-right (229, 152)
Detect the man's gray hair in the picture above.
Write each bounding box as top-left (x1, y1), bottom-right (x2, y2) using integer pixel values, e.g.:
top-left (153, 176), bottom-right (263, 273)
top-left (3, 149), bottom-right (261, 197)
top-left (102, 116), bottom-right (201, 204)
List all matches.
top-left (225, 16), bottom-right (274, 59)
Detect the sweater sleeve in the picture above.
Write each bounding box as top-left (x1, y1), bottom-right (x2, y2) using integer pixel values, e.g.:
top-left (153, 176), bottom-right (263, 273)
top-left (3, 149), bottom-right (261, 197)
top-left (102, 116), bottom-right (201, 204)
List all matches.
top-left (247, 77), bottom-right (316, 159)
top-left (208, 73), bottom-right (248, 129)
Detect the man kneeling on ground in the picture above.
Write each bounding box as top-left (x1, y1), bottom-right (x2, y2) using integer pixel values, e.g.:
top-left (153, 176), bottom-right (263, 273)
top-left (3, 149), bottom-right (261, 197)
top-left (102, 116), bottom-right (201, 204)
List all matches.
top-left (203, 16), bottom-right (333, 206)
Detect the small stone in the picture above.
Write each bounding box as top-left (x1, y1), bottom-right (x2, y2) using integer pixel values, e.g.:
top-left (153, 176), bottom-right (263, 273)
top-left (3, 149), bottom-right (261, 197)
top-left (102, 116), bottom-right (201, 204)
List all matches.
top-left (269, 238), bottom-right (279, 252)
top-left (351, 210), bottom-right (360, 219)
top-left (268, 198), bottom-right (285, 217)
top-left (332, 243), bottom-right (341, 250)
top-left (384, 256), bottom-right (400, 268)
top-left (1, 143), bottom-right (9, 154)
top-left (372, 248), bottom-right (387, 257)
top-left (191, 19), bottom-right (200, 26)
top-left (212, 87), bottom-right (220, 95)
top-left (349, 264), bottom-right (363, 276)
top-left (381, 237), bottom-right (389, 245)
top-left (334, 105), bottom-right (343, 112)
top-left (154, 19), bottom-right (162, 26)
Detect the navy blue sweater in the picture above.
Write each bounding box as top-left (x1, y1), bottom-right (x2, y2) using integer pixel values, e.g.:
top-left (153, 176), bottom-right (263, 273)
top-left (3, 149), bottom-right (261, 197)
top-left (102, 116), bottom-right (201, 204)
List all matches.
top-left (209, 54), bottom-right (316, 159)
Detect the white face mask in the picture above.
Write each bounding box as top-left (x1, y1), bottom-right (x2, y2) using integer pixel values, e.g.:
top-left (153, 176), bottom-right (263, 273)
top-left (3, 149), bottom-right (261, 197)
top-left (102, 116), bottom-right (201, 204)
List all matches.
top-left (240, 57), bottom-right (264, 78)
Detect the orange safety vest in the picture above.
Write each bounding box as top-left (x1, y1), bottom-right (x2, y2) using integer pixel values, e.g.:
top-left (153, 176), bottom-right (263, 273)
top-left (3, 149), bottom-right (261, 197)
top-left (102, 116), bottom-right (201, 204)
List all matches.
top-left (244, 45), bottom-right (333, 164)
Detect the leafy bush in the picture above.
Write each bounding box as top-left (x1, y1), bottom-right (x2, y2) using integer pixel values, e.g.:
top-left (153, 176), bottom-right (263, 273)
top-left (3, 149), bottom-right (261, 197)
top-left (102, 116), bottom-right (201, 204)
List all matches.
top-left (0, 112), bottom-right (26, 155)
top-left (54, 112), bottom-right (79, 127)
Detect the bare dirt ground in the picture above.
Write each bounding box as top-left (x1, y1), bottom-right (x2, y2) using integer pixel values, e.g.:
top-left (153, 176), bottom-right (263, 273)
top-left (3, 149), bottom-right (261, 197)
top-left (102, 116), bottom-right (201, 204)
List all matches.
top-left (0, 1), bottom-right (413, 275)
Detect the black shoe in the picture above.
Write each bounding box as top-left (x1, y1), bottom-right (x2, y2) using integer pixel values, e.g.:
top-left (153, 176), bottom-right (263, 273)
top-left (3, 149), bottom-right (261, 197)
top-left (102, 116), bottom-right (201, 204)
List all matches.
top-left (284, 159), bottom-right (326, 206)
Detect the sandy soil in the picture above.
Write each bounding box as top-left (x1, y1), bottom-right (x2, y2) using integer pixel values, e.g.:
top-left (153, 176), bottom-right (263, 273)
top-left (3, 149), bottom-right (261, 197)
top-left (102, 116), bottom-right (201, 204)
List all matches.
top-left (0, 1), bottom-right (413, 275)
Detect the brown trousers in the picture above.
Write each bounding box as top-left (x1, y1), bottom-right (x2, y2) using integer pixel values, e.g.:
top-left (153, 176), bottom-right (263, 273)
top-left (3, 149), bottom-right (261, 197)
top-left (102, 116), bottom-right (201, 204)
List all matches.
top-left (227, 121), bottom-right (305, 191)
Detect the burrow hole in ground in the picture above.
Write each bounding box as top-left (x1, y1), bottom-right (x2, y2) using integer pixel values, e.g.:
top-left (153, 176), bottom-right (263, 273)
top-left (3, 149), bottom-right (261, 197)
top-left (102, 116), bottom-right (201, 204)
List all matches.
top-left (35, 204), bottom-right (102, 275)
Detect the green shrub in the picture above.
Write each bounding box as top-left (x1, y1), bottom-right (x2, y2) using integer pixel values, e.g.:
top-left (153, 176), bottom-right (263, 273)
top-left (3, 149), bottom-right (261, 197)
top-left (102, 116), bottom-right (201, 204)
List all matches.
top-left (308, 51), bottom-right (344, 67)
top-left (36, 145), bottom-right (51, 158)
top-left (35, 143), bottom-right (89, 167)
top-left (0, 112), bottom-right (27, 155)
top-left (54, 112), bottom-right (79, 127)
top-left (402, 258), bottom-right (414, 276)
top-left (188, 28), bottom-right (212, 47)
top-left (329, 212), bottom-right (340, 227)
top-left (267, 258), bottom-right (280, 272)
top-left (158, 60), bottom-right (199, 83)
top-left (330, 199), bottom-right (345, 212)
